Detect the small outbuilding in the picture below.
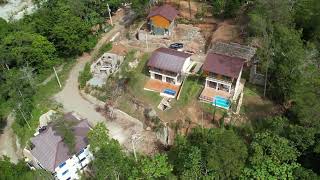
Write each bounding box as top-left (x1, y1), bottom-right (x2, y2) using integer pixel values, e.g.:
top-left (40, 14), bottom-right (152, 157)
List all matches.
top-left (147, 4), bottom-right (178, 36)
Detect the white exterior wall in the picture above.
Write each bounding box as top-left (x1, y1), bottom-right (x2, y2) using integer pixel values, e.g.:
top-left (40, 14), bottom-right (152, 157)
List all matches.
top-left (233, 66), bottom-right (243, 101)
top-left (149, 71), bottom-right (181, 85)
top-left (182, 57), bottom-right (192, 73)
top-left (205, 77), bottom-right (233, 93)
top-left (149, 57), bottom-right (191, 86)
top-left (54, 146), bottom-right (93, 180)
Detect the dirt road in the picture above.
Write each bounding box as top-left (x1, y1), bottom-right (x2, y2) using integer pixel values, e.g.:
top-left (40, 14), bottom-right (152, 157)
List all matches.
top-left (0, 114), bottom-right (22, 163)
top-left (54, 23), bottom-right (149, 146)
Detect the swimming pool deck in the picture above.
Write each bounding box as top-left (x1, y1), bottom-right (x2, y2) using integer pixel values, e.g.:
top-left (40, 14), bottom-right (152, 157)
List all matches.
top-left (199, 87), bottom-right (232, 103)
top-left (144, 79), bottom-right (181, 95)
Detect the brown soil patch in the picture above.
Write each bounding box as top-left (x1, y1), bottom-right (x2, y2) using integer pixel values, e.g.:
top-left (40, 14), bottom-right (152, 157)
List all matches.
top-left (176, 1), bottom-right (198, 19)
top-left (211, 21), bottom-right (241, 43)
top-left (110, 42), bottom-right (128, 56)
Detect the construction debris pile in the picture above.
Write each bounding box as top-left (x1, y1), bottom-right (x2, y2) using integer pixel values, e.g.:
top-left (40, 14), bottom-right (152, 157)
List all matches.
top-left (88, 53), bottom-right (124, 87)
top-left (173, 24), bottom-right (206, 54)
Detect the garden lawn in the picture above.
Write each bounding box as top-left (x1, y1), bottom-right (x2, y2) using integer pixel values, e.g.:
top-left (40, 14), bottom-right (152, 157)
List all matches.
top-left (175, 75), bottom-right (203, 107)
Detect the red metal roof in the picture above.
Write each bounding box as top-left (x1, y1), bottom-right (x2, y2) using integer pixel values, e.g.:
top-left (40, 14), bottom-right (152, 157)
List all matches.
top-left (147, 4), bottom-right (179, 22)
top-left (203, 52), bottom-right (245, 78)
top-left (147, 47), bottom-right (191, 73)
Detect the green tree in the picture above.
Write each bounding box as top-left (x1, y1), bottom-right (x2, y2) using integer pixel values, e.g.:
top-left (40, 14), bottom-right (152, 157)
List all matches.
top-left (0, 18), bottom-right (10, 40)
top-left (268, 25), bottom-right (305, 103)
top-left (88, 123), bottom-right (133, 179)
top-left (242, 132), bottom-right (300, 179)
top-left (50, 7), bottom-right (92, 56)
top-left (205, 129), bottom-right (247, 179)
top-left (211, 0), bottom-right (242, 18)
top-left (0, 156), bottom-right (52, 179)
top-left (131, 0), bottom-right (149, 17)
top-left (288, 125), bottom-right (316, 152)
top-left (294, 0), bottom-right (320, 44)
top-left (133, 154), bottom-right (173, 179)
top-left (250, 0), bottom-right (293, 26)
top-left (78, 62), bottom-right (92, 88)
top-left (52, 114), bottom-right (76, 154)
top-left (175, 128), bottom-right (248, 179)
top-left (0, 31), bottom-right (58, 71)
top-left (1, 69), bottom-right (35, 126)
top-left (294, 166), bottom-right (320, 180)
top-left (169, 135), bottom-right (211, 179)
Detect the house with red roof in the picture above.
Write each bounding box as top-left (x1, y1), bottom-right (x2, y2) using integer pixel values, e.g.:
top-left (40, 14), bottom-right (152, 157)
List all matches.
top-left (147, 4), bottom-right (178, 36)
top-left (144, 47), bottom-right (193, 98)
top-left (199, 52), bottom-right (245, 109)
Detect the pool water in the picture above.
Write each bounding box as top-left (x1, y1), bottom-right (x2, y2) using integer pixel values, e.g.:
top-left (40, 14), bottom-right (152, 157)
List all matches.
top-left (163, 89), bottom-right (176, 96)
top-left (212, 96), bottom-right (231, 109)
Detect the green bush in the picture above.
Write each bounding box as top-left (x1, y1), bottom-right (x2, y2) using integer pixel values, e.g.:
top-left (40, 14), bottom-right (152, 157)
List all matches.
top-left (98, 42), bottom-right (113, 57)
top-left (78, 63), bottom-right (92, 88)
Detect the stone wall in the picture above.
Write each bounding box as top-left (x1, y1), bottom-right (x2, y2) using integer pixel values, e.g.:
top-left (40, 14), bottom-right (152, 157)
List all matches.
top-left (249, 65), bottom-right (265, 86)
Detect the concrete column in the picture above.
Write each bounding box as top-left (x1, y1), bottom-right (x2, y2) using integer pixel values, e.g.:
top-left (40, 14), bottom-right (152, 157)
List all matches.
top-left (162, 75), bottom-right (166, 82)
top-left (150, 72), bottom-right (155, 79)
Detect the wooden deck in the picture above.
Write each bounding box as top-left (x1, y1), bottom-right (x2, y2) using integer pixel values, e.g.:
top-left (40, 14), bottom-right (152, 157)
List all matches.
top-left (199, 87), bottom-right (232, 103)
top-left (144, 79), bottom-right (180, 94)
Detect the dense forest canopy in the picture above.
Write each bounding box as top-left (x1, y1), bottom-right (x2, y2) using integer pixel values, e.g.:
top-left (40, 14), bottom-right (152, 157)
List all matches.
top-left (0, 0), bottom-right (124, 130)
top-left (0, 0), bottom-right (319, 179)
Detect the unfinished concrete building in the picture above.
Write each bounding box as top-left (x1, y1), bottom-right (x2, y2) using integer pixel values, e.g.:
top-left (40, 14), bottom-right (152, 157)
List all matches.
top-left (88, 53), bottom-right (124, 87)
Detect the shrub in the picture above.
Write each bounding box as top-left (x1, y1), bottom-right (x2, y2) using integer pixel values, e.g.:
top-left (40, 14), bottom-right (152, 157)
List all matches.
top-left (78, 63), bottom-right (92, 88)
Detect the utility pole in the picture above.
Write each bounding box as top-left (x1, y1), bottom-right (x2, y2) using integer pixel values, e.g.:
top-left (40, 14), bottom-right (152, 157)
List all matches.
top-left (53, 67), bottom-right (62, 88)
top-left (131, 139), bottom-right (137, 162)
top-left (17, 105), bottom-right (31, 130)
top-left (131, 133), bottom-right (142, 162)
top-left (20, 66), bottom-right (35, 88)
top-left (107, 3), bottom-right (113, 26)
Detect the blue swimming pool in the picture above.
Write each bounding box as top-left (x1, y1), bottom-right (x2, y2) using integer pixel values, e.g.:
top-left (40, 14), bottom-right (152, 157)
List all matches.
top-left (163, 89), bottom-right (176, 96)
top-left (212, 96), bottom-right (231, 109)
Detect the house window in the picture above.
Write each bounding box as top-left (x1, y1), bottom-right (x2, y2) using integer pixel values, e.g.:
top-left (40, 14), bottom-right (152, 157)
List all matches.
top-left (208, 81), bottom-right (217, 89)
top-left (80, 157), bottom-right (86, 162)
top-left (218, 84), bottom-right (230, 92)
top-left (58, 162), bottom-right (66, 168)
top-left (62, 170), bottom-right (69, 176)
top-left (154, 74), bottom-right (162, 80)
top-left (166, 77), bottom-right (175, 84)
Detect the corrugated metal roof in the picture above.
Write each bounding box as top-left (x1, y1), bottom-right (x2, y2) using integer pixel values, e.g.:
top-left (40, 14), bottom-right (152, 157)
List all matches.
top-left (147, 4), bottom-right (178, 22)
top-left (30, 115), bottom-right (91, 172)
top-left (203, 52), bottom-right (245, 78)
top-left (211, 42), bottom-right (257, 61)
top-left (147, 47), bottom-right (191, 73)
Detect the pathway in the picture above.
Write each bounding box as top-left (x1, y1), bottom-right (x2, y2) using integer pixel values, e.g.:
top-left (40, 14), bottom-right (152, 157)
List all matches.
top-left (54, 23), bottom-right (146, 145)
top-left (0, 114), bottom-right (23, 163)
